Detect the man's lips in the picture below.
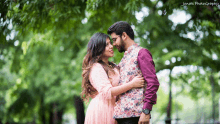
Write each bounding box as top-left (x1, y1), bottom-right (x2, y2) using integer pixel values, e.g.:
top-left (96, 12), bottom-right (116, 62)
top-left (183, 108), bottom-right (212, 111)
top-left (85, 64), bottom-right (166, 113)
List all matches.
top-left (115, 46), bottom-right (119, 50)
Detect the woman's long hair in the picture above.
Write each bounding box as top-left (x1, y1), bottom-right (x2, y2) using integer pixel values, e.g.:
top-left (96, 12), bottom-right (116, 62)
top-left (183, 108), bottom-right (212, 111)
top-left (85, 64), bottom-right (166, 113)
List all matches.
top-left (81, 33), bottom-right (116, 101)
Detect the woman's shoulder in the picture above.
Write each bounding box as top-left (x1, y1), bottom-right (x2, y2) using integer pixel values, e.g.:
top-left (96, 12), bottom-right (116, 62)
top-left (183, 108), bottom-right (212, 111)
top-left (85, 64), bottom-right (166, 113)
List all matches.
top-left (92, 62), bottom-right (119, 71)
top-left (89, 63), bottom-right (105, 79)
top-left (91, 63), bottom-right (103, 70)
top-left (93, 62), bottom-right (102, 67)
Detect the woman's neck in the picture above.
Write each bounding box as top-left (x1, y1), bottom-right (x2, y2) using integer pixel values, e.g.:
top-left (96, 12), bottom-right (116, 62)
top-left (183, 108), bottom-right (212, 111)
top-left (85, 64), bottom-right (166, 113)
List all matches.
top-left (101, 57), bottom-right (109, 65)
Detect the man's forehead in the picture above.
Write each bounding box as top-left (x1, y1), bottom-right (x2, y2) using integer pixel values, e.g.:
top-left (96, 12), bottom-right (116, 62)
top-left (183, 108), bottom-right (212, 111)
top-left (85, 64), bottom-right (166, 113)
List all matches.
top-left (110, 32), bottom-right (117, 37)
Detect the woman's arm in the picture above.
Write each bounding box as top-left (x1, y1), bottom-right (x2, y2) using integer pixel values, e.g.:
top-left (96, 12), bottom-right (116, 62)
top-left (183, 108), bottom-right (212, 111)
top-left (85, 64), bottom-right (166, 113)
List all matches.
top-left (89, 63), bottom-right (144, 99)
top-left (111, 75), bottom-right (144, 96)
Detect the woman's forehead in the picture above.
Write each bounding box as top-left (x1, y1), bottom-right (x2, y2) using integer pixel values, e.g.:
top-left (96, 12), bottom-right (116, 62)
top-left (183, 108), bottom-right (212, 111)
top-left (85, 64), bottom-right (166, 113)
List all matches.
top-left (106, 38), bottom-right (110, 42)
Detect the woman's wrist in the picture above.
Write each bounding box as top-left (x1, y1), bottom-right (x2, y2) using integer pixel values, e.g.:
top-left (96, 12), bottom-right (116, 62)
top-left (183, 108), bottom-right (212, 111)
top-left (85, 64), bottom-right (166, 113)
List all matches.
top-left (129, 80), bottom-right (134, 88)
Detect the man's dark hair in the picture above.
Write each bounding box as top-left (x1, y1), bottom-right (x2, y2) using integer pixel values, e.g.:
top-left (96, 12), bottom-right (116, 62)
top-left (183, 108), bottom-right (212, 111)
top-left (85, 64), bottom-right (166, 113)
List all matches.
top-left (107, 21), bottom-right (134, 40)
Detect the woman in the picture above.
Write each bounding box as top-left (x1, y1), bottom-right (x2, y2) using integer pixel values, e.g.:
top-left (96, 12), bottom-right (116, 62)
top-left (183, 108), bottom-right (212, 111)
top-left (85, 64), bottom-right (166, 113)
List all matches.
top-left (81, 33), bottom-right (144, 124)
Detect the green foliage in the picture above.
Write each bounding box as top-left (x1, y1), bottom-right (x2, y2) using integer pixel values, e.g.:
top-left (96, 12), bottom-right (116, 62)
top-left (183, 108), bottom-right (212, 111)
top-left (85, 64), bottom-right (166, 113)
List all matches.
top-left (0, 0), bottom-right (219, 123)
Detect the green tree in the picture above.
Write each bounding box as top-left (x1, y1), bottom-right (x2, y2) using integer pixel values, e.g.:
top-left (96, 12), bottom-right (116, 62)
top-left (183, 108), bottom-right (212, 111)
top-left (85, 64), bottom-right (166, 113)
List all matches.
top-left (0, 0), bottom-right (219, 123)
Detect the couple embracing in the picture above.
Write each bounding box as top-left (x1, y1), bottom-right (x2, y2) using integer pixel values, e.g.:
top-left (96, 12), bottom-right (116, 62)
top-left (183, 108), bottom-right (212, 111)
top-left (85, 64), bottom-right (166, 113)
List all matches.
top-left (81, 21), bottom-right (160, 124)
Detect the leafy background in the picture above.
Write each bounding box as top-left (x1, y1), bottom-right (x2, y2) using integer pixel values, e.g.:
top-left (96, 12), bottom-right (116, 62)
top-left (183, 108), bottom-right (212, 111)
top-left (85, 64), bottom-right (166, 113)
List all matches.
top-left (0, 0), bottom-right (220, 124)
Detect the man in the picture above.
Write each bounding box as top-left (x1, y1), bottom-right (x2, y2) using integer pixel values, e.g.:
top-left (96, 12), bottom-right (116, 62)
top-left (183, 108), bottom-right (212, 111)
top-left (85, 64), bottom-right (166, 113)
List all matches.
top-left (107, 21), bottom-right (160, 124)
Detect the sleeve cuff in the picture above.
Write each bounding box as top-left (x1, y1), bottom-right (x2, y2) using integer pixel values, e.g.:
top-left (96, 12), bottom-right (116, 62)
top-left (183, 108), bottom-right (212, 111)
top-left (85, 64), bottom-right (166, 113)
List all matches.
top-left (101, 84), bottom-right (113, 99)
top-left (143, 102), bottom-right (153, 111)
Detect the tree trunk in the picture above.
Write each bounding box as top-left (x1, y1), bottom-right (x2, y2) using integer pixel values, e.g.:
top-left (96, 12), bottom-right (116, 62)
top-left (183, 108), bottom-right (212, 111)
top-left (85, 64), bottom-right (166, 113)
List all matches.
top-left (49, 103), bottom-right (63, 124)
top-left (53, 103), bottom-right (58, 124)
top-left (165, 69), bottom-right (172, 124)
top-left (39, 94), bottom-right (46, 124)
top-left (49, 103), bottom-right (53, 124)
top-left (219, 97), bottom-right (220, 123)
top-left (210, 74), bottom-right (215, 122)
top-left (57, 105), bottom-right (63, 124)
top-left (74, 95), bottom-right (85, 124)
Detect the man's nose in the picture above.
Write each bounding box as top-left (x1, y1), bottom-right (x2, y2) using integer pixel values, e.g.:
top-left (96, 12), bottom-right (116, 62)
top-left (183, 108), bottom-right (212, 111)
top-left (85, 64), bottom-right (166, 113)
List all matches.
top-left (113, 42), bottom-right (116, 46)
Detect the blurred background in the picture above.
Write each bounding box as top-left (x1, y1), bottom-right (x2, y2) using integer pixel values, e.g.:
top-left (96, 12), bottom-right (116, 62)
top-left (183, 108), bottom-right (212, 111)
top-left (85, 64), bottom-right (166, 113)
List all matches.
top-left (0, 0), bottom-right (220, 124)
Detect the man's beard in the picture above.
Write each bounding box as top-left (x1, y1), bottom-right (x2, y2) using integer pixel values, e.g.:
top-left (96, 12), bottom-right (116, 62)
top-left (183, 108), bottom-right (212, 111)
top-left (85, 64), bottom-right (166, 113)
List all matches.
top-left (118, 38), bottom-right (125, 53)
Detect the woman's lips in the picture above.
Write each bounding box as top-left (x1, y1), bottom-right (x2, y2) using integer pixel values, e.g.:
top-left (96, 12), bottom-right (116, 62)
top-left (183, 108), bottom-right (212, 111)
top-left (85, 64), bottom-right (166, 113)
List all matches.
top-left (110, 50), bottom-right (114, 54)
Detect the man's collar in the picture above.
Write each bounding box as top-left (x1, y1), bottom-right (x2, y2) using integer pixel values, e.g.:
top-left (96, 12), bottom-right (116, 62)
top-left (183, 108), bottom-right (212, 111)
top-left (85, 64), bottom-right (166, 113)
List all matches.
top-left (124, 43), bottom-right (139, 55)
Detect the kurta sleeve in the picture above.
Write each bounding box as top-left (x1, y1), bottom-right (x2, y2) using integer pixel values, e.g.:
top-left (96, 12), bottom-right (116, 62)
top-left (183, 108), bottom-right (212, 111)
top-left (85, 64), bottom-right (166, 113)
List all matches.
top-left (137, 48), bottom-right (160, 110)
top-left (89, 63), bottom-right (113, 99)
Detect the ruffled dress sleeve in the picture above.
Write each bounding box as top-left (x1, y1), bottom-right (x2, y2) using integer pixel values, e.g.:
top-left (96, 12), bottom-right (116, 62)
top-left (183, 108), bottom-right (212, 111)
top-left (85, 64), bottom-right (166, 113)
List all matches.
top-left (89, 63), bottom-right (113, 99)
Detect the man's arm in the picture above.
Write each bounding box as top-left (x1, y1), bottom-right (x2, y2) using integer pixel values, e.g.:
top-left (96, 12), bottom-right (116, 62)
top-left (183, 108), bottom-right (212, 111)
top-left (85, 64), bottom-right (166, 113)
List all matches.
top-left (137, 48), bottom-right (160, 123)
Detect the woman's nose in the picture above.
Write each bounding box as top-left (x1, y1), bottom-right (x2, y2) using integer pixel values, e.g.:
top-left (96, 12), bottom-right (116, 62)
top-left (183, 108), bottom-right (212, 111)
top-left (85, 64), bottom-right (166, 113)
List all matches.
top-left (110, 44), bottom-right (113, 48)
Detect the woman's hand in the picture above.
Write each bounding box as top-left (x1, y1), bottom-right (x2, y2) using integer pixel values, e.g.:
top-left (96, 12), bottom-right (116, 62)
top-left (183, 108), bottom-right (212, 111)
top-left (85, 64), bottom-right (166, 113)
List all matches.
top-left (130, 75), bottom-right (145, 88)
top-left (111, 75), bottom-right (145, 97)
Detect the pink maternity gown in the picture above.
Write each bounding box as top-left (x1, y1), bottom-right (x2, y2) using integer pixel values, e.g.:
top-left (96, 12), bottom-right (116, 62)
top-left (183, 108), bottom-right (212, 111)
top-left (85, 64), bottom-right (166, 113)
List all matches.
top-left (84, 63), bottom-right (119, 124)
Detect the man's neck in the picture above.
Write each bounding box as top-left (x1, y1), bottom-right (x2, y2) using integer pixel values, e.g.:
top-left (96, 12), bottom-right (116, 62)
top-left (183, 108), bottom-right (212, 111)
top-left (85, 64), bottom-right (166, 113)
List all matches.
top-left (125, 39), bottom-right (136, 51)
